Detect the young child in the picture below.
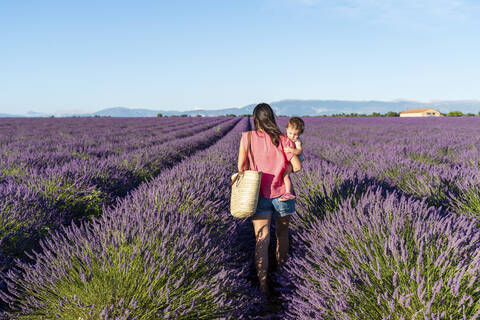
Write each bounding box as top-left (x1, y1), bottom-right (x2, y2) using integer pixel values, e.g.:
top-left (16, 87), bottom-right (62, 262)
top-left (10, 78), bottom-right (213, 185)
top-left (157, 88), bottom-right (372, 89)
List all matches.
top-left (279, 117), bottom-right (305, 202)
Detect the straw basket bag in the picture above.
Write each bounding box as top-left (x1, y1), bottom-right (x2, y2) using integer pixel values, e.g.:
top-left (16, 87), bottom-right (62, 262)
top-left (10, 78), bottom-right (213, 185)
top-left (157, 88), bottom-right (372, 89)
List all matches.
top-left (230, 131), bottom-right (262, 218)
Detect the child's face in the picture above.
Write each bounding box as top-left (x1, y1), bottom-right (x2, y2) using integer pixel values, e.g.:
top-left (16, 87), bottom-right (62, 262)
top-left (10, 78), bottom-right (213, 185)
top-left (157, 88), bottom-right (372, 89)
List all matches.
top-left (286, 126), bottom-right (301, 142)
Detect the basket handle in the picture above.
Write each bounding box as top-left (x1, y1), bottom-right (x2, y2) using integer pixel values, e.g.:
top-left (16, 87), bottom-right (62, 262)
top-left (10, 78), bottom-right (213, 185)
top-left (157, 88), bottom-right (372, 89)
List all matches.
top-left (232, 131), bottom-right (257, 187)
top-left (245, 131), bottom-right (257, 171)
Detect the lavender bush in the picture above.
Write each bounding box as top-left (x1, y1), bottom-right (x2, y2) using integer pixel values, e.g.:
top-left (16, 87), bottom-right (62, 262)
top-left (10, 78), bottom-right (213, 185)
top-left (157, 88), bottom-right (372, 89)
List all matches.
top-left (277, 186), bottom-right (480, 319)
top-left (0, 181), bottom-right (60, 265)
top-left (291, 159), bottom-right (382, 233)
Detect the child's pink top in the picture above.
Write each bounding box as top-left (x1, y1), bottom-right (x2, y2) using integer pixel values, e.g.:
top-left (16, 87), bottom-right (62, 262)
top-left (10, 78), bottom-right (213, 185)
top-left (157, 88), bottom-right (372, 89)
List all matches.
top-left (241, 131), bottom-right (295, 198)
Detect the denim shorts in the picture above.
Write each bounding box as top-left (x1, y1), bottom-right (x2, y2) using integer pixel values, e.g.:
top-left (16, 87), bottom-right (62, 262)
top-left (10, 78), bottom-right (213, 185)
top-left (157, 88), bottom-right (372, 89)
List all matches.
top-left (254, 194), bottom-right (296, 218)
top-left (298, 153), bottom-right (305, 163)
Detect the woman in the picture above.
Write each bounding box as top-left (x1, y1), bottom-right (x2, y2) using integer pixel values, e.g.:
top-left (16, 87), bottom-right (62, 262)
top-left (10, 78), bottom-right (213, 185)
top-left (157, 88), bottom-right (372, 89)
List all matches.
top-left (237, 103), bottom-right (301, 297)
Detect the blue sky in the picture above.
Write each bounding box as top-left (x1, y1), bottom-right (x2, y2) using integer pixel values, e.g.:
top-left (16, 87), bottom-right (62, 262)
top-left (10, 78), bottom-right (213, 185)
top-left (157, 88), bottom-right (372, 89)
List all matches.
top-left (1, 0), bottom-right (479, 114)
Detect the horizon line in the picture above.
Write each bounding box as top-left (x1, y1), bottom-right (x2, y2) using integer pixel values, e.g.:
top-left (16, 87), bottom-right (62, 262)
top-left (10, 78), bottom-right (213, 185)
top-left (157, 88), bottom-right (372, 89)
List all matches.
top-left (5, 98), bottom-right (480, 116)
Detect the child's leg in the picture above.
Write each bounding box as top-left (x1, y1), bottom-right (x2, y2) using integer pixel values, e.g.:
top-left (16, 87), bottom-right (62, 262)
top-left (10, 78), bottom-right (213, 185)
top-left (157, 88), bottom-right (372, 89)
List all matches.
top-left (283, 164), bottom-right (293, 194)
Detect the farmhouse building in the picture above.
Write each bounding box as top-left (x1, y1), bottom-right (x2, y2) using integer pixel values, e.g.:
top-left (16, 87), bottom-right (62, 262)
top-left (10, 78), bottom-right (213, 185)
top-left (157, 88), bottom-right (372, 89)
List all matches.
top-left (399, 108), bottom-right (441, 117)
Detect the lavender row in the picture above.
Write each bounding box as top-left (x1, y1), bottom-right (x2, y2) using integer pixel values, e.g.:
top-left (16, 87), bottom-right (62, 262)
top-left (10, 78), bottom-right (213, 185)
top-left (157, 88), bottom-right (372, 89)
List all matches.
top-left (295, 117), bottom-right (480, 169)
top-left (275, 183), bottom-right (479, 319)
top-left (0, 117), bottom-right (240, 267)
top-left (268, 118), bottom-right (480, 318)
top-left (291, 117), bottom-right (480, 219)
top-left (0, 117), bottom-right (193, 164)
top-left (0, 117), bottom-right (192, 151)
top-left (1, 117), bottom-right (266, 319)
top-left (0, 117), bottom-right (228, 173)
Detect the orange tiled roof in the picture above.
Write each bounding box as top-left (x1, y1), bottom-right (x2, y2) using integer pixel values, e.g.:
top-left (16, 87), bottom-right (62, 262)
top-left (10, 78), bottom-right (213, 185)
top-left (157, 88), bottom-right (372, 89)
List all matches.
top-left (400, 108), bottom-right (439, 114)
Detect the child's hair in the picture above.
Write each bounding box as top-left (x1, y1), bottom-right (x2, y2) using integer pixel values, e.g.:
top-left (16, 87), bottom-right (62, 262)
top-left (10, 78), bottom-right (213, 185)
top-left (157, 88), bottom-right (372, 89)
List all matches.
top-left (287, 117), bottom-right (305, 134)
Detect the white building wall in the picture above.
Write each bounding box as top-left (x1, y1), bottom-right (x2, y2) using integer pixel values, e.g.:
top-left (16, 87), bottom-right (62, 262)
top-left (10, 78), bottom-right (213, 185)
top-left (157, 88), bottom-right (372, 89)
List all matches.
top-left (400, 113), bottom-right (423, 117)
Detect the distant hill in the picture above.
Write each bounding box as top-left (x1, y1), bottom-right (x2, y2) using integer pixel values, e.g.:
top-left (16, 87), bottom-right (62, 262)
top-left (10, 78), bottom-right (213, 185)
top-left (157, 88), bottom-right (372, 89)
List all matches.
top-left (92, 107), bottom-right (161, 117)
top-left (2, 99), bottom-right (480, 117)
top-left (88, 100), bottom-right (480, 117)
top-left (0, 113), bottom-right (25, 117)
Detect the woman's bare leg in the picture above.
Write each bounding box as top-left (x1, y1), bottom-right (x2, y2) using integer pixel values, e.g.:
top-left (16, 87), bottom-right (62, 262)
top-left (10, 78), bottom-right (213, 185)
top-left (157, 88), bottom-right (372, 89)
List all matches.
top-left (252, 214), bottom-right (272, 294)
top-left (283, 164), bottom-right (293, 194)
top-left (275, 215), bottom-right (291, 268)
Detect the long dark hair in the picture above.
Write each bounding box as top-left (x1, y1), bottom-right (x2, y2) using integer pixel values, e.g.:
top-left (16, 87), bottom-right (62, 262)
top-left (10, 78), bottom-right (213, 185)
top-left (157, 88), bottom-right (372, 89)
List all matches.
top-left (252, 103), bottom-right (282, 147)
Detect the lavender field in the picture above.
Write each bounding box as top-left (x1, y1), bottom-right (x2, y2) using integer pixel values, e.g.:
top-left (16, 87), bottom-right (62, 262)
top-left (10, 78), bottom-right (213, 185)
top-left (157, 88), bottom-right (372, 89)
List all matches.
top-left (0, 117), bottom-right (479, 319)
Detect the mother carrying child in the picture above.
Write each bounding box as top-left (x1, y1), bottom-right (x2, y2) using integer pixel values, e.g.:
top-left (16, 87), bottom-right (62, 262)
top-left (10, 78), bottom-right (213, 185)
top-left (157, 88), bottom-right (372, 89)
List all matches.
top-left (237, 103), bottom-right (302, 297)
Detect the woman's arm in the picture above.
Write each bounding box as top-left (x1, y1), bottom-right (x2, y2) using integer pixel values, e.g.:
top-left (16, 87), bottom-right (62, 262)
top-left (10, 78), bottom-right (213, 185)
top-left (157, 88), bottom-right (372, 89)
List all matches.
top-left (237, 140), bottom-right (247, 172)
top-left (290, 154), bottom-right (302, 172)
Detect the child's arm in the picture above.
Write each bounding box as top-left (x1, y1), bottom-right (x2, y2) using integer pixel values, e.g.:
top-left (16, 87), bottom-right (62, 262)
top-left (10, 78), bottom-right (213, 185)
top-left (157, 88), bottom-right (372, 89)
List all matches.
top-left (284, 139), bottom-right (302, 155)
top-left (284, 147), bottom-right (302, 155)
top-left (295, 139), bottom-right (303, 153)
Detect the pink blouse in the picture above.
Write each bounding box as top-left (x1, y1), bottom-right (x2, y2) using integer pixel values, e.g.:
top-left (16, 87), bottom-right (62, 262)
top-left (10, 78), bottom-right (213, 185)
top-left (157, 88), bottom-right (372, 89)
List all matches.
top-left (241, 131), bottom-right (295, 198)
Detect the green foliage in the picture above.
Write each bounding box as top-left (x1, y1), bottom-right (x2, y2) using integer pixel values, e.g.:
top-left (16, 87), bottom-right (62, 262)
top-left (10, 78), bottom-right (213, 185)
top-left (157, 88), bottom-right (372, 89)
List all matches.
top-left (381, 167), bottom-right (453, 208)
top-left (409, 153), bottom-right (442, 165)
top-left (449, 186), bottom-right (480, 219)
top-left (447, 111), bottom-right (464, 117)
top-left (14, 240), bottom-right (217, 319)
top-left (156, 113), bottom-right (163, 117)
top-left (385, 111), bottom-right (400, 117)
top-left (28, 176), bottom-right (104, 220)
top-left (292, 169), bottom-right (371, 232)
top-left (71, 151), bottom-right (90, 160)
top-left (0, 165), bottom-right (27, 179)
